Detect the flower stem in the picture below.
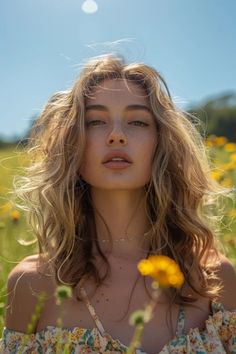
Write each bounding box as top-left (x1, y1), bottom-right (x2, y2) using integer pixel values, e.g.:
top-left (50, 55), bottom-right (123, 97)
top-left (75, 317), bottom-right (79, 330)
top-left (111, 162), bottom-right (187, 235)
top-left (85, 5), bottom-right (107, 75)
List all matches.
top-left (127, 289), bottom-right (159, 353)
top-left (127, 323), bottom-right (144, 354)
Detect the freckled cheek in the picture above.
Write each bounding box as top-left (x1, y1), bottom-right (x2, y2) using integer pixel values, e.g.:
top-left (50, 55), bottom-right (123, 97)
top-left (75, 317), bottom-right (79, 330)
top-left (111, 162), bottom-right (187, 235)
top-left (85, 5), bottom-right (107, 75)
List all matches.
top-left (87, 139), bottom-right (103, 161)
top-left (138, 136), bottom-right (157, 159)
top-left (140, 139), bottom-right (157, 183)
top-left (80, 139), bottom-right (102, 174)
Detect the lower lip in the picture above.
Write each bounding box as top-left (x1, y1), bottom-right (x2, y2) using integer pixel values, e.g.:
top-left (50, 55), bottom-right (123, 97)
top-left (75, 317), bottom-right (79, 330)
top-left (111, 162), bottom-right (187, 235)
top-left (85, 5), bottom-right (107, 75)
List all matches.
top-left (103, 161), bottom-right (132, 169)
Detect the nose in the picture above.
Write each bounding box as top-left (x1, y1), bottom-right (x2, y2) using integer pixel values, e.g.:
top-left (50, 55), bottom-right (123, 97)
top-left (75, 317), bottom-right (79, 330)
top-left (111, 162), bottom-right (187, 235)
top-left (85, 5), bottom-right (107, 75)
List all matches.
top-left (106, 123), bottom-right (128, 145)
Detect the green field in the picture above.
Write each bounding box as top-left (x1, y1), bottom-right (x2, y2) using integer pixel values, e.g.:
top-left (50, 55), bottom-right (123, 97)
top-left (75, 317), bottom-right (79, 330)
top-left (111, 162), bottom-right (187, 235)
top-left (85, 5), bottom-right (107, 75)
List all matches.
top-left (0, 140), bottom-right (236, 334)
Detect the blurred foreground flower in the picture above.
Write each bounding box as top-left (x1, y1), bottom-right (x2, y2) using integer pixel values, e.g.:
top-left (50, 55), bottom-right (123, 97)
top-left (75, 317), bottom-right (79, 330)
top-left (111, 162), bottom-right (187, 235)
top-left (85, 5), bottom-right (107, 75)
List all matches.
top-left (26, 292), bottom-right (46, 334)
top-left (55, 285), bottom-right (73, 306)
top-left (54, 285), bottom-right (73, 353)
top-left (19, 292), bottom-right (47, 354)
top-left (127, 256), bottom-right (184, 354)
top-left (138, 255), bottom-right (184, 289)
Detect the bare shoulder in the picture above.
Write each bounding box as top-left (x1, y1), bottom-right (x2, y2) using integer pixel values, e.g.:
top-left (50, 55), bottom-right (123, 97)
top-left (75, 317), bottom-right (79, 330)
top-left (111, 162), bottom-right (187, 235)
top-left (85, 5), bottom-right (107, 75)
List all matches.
top-left (5, 254), bottom-right (55, 332)
top-left (215, 253), bottom-right (236, 310)
top-left (7, 254), bottom-right (54, 291)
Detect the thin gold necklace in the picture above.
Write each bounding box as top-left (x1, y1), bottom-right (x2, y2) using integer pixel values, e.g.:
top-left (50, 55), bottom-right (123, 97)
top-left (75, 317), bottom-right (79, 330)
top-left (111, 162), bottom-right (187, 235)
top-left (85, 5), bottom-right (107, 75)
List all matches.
top-left (100, 230), bottom-right (150, 243)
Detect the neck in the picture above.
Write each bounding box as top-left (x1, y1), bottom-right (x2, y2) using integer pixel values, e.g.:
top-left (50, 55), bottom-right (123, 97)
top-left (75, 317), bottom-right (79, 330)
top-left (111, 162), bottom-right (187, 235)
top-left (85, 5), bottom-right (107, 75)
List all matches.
top-left (90, 188), bottom-right (152, 259)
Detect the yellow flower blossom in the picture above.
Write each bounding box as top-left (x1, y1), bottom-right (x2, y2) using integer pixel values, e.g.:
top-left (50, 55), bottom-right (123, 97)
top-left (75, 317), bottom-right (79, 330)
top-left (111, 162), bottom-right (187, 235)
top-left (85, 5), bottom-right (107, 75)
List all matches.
top-left (231, 153), bottom-right (236, 161)
top-left (220, 178), bottom-right (233, 188)
top-left (221, 161), bottom-right (236, 171)
top-left (138, 255), bottom-right (184, 289)
top-left (214, 136), bottom-right (228, 146)
top-left (224, 143), bottom-right (236, 152)
top-left (227, 209), bottom-right (236, 218)
top-left (204, 140), bottom-right (214, 147)
top-left (0, 202), bottom-right (12, 215)
top-left (205, 135), bottom-right (228, 147)
top-left (211, 170), bottom-right (222, 181)
top-left (11, 210), bottom-right (20, 222)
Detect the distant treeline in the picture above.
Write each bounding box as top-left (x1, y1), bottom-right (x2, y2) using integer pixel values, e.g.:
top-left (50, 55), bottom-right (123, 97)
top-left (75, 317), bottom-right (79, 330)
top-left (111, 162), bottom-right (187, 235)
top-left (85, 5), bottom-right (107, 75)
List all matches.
top-left (0, 140), bottom-right (19, 149)
top-left (1, 91), bottom-right (236, 147)
top-left (187, 91), bottom-right (236, 142)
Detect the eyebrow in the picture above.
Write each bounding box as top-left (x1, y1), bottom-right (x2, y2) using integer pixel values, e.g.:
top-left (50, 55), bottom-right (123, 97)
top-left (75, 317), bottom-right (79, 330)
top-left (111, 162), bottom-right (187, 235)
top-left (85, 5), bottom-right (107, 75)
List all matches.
top-left (85, 104), bottom-right (151, 113)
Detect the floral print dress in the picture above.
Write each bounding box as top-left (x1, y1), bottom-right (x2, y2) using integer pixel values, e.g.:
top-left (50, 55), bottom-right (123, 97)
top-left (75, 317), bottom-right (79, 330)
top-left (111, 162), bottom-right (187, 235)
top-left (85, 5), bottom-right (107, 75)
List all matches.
top-left (1, 287), bottom-right (236, 353)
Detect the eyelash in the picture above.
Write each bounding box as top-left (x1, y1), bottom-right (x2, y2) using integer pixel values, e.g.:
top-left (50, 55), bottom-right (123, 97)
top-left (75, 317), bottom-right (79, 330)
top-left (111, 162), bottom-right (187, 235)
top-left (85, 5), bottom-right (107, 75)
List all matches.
top-left (86, 120), bottom-right (149, 127)
top-left (131, 121), bottom-right (149, 127)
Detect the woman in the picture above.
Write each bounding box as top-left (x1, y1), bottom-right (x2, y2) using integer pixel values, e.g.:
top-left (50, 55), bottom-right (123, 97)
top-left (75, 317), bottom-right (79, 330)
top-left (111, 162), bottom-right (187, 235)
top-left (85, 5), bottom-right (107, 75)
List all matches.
top-left (2, 54), bottom-right (236, 353)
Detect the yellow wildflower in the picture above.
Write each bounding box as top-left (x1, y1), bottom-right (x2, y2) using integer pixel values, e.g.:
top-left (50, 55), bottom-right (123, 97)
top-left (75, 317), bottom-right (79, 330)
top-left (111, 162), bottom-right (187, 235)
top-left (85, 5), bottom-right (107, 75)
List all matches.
top-left (0, 202), bottom-right (12, 216)
top-left (224, 143), bottom-right (236, 152)
top-left (204, 140), bottom-right (214, 147)
top-left (221, 161), bottom-right (236, 171)
top-left (138, 255), bottom-right (184, 289)
top-left (214, 136), bottom-right (228, 146)
top-left (205, 135), bottom-right (228, 147)
top-left (211, 170), bottom-right (222, 181)
top-left (227, 209), bottom-right (236, 218)
top-left (220, 178), bottom-right (233, 188)
top-left (11, 210), bottom-right (20, 222)
top-left (231, 154), bottom-right (236, 161)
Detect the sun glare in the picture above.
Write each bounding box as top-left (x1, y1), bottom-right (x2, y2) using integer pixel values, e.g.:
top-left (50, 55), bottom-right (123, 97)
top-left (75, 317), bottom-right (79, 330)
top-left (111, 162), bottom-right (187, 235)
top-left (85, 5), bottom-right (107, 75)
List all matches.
top-left (81, 0), bottom-right (98, 14)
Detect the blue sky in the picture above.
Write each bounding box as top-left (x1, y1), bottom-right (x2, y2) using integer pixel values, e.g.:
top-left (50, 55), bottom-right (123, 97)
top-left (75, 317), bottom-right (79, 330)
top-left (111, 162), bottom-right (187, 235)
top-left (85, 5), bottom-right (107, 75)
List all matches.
top-left (1, 0), bottom-right (236, 139)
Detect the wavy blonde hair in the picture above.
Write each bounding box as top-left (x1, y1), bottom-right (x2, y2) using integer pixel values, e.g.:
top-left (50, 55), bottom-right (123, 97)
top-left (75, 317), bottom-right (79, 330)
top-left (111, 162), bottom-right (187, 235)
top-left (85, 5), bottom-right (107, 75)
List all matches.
top-left (15, 54), bottom-right (232, 304)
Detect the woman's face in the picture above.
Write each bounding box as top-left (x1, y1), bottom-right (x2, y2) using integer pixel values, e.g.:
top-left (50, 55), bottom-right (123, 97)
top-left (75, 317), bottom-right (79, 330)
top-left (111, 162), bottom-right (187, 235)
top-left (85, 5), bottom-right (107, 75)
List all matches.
top-left (80, 79), bottom-right (157, 190)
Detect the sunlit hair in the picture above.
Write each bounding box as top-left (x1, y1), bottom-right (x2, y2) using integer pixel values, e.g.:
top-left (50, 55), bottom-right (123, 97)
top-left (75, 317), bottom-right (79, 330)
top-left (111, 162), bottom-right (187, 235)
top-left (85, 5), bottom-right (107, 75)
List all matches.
top-left (15, 54), bottom-right (232, 305)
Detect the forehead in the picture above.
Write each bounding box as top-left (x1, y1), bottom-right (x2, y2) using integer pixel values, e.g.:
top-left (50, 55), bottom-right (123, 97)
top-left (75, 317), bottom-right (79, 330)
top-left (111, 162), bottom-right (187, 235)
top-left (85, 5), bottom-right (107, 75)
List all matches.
top-left (86, 79), bottom-right (150, 107)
